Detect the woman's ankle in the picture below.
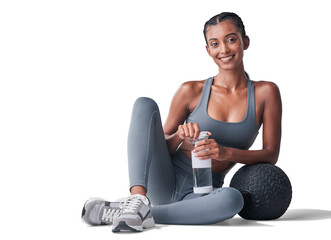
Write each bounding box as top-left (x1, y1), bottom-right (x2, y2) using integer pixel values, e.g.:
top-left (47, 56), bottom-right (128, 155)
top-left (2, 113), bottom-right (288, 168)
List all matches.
top-left (130, 185), bottom-right (147, 196)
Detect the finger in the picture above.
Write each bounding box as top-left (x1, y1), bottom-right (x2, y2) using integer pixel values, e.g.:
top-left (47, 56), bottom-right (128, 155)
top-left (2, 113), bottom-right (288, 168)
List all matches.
top-left (182, 124), bottom-right (191, 139)
top-left (199, 144), bottom-right (222, 160)
top-left (194, 139), bottom-right (209, 148)
top-left (193, 141), bottom-right (210, 153)
top-left (194, 139), bottom-right (217, 152)
top-left (196, 148), bottom-right (219, 159)
top-left (194, 148), bottom-right (213, 158)
top-left (177, 125), bottom-right (186, 139)
top-left (193, 143), bottom-right (204, 152)
top-left (193, 123), bottom-right (200, 139)
top-left (198, 155), bottom-right (215, 160)
top-left (187, 122), bottom-right (195, 139)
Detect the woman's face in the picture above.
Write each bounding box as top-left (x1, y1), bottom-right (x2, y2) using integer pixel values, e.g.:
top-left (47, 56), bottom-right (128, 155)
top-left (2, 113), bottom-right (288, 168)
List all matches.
top-left (205, 20), bottom-right (249, 71)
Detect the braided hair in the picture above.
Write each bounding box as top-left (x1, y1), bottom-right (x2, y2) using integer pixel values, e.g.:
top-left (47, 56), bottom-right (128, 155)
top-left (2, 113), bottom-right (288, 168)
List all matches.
top-left (203, 12), bottom-right (246, 45)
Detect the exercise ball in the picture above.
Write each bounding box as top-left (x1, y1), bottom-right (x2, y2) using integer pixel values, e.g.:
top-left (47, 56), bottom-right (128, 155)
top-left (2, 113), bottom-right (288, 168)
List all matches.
top-left (230, 163), bottom-right (292, 220)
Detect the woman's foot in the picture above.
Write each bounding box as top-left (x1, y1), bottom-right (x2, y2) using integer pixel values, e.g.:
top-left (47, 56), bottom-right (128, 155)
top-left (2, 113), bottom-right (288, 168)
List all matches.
top-left (112, 194), bottom-right (155, 232)
top-left (81, 198), bottom-right (121, 226)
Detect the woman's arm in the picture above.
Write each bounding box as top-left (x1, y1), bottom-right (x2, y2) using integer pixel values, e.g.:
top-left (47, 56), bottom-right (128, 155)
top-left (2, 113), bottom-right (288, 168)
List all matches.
top-left (194, 81), bottom-right (282, 166)
top-left (163, 81), bottom-right (203, 154)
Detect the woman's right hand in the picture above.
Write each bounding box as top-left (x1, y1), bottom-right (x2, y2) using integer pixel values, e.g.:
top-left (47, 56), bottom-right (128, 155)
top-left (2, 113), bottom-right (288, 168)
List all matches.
top-left (176, 122), bottom-right (201, 141)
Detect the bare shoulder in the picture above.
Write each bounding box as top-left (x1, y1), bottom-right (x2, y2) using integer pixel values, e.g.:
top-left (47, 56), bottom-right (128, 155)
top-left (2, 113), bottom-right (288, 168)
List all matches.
top-left (252, 80), bottom-right (280, 91)
top-left (252, 80), bottom-right (281, 101)
top-left (170, 79), bottom-right (206, 112)
top-left (179, 80), bottom-right (205, 94)
top-left (175, 79), bottom-right (206, 100)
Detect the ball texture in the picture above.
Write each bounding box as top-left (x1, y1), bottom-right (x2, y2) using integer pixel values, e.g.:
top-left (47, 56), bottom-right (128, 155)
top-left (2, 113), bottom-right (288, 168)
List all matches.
top-left (230, 163), bottom-right (292, 220)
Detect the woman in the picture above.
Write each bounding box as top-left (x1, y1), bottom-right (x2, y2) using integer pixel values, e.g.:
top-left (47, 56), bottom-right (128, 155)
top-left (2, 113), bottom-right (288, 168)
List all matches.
top-left (81, 12), bottom-right (282, 232)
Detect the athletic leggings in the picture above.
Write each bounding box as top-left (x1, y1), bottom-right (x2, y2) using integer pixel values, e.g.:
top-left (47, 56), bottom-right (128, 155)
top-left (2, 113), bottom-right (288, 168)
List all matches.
top-left (128, 97), bottom-right (244, 225)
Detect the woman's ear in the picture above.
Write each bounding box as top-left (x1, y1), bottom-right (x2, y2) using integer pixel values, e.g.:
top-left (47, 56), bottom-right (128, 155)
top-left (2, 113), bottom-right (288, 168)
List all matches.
top-left (244, 36), bottom-right (250, 50)
top-left (206, 45), bottom-right (212, 57)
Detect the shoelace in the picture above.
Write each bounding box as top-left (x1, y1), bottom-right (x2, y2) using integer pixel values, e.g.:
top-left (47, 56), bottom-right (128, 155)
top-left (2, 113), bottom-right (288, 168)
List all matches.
top-left (121, 195), bottom-right (148, 214)
top-left (101, 208), bottom-right (121, 222)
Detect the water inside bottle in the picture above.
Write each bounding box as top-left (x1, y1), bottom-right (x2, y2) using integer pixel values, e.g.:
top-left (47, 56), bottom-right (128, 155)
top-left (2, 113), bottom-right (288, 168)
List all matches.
top-left (193, 167), bottom-right (212, 188)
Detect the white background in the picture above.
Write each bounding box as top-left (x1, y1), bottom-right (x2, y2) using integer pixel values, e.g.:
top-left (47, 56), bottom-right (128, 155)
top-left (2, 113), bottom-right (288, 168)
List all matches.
top-left (1, 0), bottom-right (330, 239)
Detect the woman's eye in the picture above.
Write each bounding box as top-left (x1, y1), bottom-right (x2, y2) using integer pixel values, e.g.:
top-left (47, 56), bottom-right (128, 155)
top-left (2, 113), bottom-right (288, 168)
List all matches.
top-left (227, 38), bottom-right (236, 43)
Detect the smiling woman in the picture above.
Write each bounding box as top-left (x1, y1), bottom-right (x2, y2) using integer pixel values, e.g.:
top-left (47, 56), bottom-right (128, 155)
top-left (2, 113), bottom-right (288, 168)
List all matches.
top-left (203, 13), bottom-right (249, 72)
top-left (82, 12), bottom-right (283, 232)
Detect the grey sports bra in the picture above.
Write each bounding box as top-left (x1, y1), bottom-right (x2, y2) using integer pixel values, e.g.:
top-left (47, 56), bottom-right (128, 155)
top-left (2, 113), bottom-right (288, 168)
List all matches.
top-left (186, 77), bottom-right (259, 150)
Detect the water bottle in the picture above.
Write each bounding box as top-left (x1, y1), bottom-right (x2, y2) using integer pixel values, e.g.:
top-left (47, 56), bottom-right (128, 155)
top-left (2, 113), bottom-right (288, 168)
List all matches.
top-left (191, 131), bottom-right (213, 194)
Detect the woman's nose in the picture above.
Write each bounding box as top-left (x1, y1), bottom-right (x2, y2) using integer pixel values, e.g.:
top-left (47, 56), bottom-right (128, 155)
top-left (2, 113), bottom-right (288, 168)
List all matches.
top-left (219, 42), bottom-right (229, 54)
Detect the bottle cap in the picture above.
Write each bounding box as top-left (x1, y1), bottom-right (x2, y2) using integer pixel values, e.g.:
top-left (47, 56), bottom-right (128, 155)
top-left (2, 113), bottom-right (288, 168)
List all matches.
top-left (191, 131), bottom-right (209, 145)
top-left (198, 131), bottom-right (209, 139)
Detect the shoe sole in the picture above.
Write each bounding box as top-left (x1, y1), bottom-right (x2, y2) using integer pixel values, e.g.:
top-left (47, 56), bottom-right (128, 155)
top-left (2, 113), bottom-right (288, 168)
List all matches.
top-left (112, 218), bottom-right (155, 233)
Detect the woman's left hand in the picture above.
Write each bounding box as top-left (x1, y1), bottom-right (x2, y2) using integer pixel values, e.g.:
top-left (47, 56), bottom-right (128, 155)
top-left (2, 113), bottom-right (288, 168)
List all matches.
top-left (192, 139), bottom-right (226, 161)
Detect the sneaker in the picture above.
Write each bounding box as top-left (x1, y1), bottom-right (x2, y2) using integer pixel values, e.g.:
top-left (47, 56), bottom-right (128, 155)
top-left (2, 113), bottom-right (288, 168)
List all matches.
top-left (112, 194), bottom-right (155, 232)
top-left (81, 198), bottom-right (121, 226)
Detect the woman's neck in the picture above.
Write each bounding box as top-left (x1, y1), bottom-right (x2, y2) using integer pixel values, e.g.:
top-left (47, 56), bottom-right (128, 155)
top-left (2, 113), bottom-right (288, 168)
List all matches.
top-left (213, 67), bottom-right (248, 91)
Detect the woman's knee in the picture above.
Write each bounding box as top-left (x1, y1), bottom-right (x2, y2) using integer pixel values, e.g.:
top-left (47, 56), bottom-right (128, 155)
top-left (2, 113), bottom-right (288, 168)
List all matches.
top-left (213, 187), bottom-right (244, 216)
top-left (133, 97), bottom-right (159, 113)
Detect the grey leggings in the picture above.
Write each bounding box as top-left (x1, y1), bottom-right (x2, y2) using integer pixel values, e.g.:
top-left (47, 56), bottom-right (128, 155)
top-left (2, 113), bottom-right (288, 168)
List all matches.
top-left (128, 97), bottom-right (244, 225)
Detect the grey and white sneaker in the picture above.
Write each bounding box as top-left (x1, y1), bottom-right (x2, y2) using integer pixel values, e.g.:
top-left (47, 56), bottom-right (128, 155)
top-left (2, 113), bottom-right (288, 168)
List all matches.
top-left (81, 198), bottom-right (121, 226)
top-left (112, 194), bottom-right (155, 232)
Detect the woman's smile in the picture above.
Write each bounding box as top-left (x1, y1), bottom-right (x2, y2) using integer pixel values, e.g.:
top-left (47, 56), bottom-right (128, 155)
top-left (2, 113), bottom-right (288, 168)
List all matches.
top-left (205, 20), bottom-right (250, 71)
top-left (218, 54), bottom-right (235, 63)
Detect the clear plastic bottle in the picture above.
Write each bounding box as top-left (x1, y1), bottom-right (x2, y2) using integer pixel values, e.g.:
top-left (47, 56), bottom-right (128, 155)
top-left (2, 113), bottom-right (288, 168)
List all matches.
top-left (191, 131), bottom-right (213, 194)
